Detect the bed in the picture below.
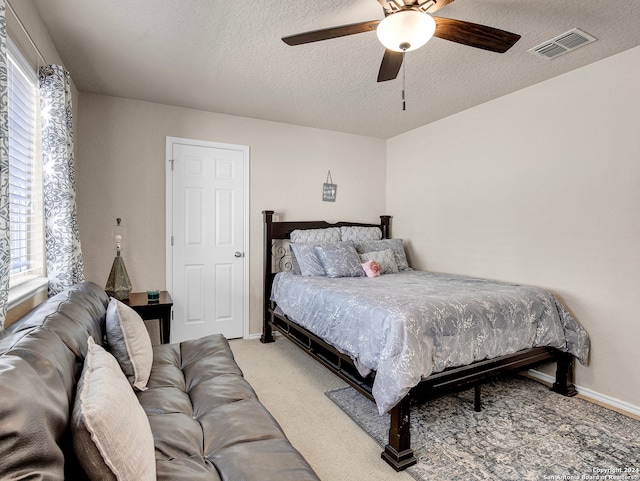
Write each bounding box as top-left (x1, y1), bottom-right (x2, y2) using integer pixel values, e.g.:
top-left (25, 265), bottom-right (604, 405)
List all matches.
top-left (261, 210), bottom-right (590, 471)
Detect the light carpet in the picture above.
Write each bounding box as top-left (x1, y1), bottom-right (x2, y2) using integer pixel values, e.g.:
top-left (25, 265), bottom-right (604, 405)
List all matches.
top-left (326, 377), bottom-right (640, 481)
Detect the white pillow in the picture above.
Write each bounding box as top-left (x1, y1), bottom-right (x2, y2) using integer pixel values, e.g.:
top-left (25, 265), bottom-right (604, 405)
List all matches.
top-left (314, 243), bottom-right (364, 278)
top-left (359, 249), bottom-right (399, 274)
top-left (72, 337), bottom-right (156, 481)
top-left (340, 226), bottom-right (382, 242)
top-left (106, 298), bottom-right (153, 391)
top-left (355, 239), bottom-right (410, 271)
top-left (290, 242), bottom-right (327, 276)
top-left (290, 227), bottom-right (341, 243)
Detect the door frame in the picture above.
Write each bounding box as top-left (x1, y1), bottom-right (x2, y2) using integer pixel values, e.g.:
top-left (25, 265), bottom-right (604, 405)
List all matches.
top-left (165, 136), bottom-right (250, 340)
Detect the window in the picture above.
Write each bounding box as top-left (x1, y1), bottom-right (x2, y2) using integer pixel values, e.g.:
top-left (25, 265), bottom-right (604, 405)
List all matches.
top-left (7, 39), bottom-right (44, 290)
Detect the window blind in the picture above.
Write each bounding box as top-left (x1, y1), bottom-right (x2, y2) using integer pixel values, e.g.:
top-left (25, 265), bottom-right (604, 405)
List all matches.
top-left (7, 45), bottom-right (44, 287)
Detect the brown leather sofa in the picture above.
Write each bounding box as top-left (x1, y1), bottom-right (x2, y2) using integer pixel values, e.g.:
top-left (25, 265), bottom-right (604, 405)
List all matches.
top-left (0, 281), bottom-right (320, 480)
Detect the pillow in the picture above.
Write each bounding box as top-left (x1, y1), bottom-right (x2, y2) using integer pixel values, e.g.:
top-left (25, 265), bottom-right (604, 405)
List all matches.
top-left (290, 242), bottom-right (327, 276)
top-left (314, 243), bottom-right (364, 278)
top-left (359, 249), bottom-right (399, 274)
top-left (72, 337), bottom-right (156, 481)
top-left (290, 227), bottom-right (341, 243)
top-left (106, 298), bottom-right (153, 391)
top-left (361, 260), bottom-right (381, 278)
top-left (288, 243), bottom-right (302, 275)
top-left (340, 226), bottom-right (382, 242)
top-left (354, 239), bottom-right (410, 271)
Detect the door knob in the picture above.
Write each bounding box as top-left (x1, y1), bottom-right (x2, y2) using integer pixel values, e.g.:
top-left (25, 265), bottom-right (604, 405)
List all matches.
top-left (234, 251), bottom-right (244, 258)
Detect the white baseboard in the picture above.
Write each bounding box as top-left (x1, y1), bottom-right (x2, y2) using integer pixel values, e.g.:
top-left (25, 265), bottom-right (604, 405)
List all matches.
top-left (246, 331), bottom-right (281, 341)
top-left (527, 369), bottom-right (640, 418)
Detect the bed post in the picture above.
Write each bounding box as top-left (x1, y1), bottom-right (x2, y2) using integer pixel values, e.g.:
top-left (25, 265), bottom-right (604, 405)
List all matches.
top-left (551, 352), bottom-right (578, 396)
top-left (380, 215), bottom-right (391, 239)
top-left (382, 397), bottom-right (417, 471)
top-left (261, 210), bottom-right (275, 343)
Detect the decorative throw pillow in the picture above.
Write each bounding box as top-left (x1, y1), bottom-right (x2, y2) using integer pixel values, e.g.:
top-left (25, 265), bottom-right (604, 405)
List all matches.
top-left (288, 242), bottom-right (302, 275)
top-left (290, 227), bottom-right (341, 243)
top-left (106, 298), bottom-right (153, 391)
top-left (359, 249), bottom-right (399, 274)
top-left (361, 260), bottom-right (381, 278)
top-left (290, 242), bottom-right (327, 276)
top-left (314, 243), bottom-right (364, 278)
top-left (340, 226), bottom-right (382, 242)
top-left (354, 239), bottom-right (410, 271)
top-left (72, 337), bottom-right (156, 481)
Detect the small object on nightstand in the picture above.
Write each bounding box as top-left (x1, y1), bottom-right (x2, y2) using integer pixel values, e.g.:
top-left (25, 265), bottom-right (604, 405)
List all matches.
top-left (147, 290), bottom-right (160, 302)
top-left (124, 291), bottom-right (173, 344)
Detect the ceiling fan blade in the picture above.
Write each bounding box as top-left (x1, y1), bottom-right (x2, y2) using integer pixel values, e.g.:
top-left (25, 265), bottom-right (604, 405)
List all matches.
top-left (433, 17), bottom-right (521, 53)
top-left (282, 20), bottom-right (380, 46)
top-left (377, 49), bottom-right (404, 82)
top-left (424, 0), bottom-right (456, 14)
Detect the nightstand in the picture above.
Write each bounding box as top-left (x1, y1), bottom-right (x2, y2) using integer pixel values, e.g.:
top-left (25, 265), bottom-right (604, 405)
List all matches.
top-left (123, 291), bottom-right (173, 344)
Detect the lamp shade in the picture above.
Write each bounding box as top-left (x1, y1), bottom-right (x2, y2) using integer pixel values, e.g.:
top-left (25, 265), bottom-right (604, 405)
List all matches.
top-left (376, 10), bottom-right (436, 52)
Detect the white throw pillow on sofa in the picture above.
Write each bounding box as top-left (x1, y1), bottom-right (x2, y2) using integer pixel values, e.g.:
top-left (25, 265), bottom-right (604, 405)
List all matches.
top-left (72, 337), bottom-right (156, 481)
top-left (106, 297), bottom-right (153, 391)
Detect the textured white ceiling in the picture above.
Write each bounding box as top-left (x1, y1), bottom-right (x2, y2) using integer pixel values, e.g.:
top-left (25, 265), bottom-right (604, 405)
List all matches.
top-left (30, 0), bottom-right (640, 139)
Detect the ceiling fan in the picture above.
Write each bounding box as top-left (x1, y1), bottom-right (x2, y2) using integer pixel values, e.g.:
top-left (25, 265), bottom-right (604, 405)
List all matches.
top-left (282, 0), bottom-right (521, 82)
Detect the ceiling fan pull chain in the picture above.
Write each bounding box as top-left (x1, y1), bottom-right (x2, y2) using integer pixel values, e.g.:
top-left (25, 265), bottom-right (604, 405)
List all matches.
top-left (402, 50), bottom-right (407, 111)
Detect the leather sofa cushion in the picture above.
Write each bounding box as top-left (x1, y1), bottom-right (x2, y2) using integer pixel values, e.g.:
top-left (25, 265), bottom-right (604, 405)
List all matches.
top-left (138, 334), bottom-right (320, 481)
top-left (0, 282), bottom-right (109, 481)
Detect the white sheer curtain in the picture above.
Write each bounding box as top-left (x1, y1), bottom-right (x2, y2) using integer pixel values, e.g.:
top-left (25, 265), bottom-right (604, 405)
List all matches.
top-left (0, 0), bottom-right (10, 330)
top-left (39, 64), bottom-right (84, 296)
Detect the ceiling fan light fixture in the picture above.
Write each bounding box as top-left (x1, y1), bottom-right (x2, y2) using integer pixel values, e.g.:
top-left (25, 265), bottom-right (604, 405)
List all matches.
top-left (376, 10), bottom-right (436, 52)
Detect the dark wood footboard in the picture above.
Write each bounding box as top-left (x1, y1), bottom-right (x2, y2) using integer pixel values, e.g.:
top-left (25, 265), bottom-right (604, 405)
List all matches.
top-left (261, 210), bottom-right (578, 471)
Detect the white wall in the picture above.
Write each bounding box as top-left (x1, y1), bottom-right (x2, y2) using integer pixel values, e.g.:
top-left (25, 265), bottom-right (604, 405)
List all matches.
top-left (386, 46), bottom-right (640, 410)
top-left (76, 94), bottom-right (386, 335)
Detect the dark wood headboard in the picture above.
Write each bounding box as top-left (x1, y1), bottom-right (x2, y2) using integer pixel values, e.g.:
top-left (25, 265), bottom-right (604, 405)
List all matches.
top-left (262, 210), bottom-right (391, 335)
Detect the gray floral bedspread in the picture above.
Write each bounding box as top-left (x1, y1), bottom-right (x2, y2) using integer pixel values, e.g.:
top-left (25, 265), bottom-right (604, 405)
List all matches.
top-left (271, 270), bottom-right (590, 414)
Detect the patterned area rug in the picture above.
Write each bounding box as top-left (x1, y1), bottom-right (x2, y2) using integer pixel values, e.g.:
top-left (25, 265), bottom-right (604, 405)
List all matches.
top-left (326, 377), bottom-right (640, 481)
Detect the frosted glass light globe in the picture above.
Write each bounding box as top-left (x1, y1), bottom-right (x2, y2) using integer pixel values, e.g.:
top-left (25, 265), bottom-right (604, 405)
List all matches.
top-left (377, 10), bottom-right (436, 52)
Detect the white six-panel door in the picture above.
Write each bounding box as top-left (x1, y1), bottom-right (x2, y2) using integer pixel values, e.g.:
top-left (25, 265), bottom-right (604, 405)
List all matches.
top-left (166, 137), bottom-right (248, 342)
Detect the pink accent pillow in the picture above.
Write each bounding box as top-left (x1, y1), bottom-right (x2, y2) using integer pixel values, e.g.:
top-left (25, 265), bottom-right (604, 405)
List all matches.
top-left (361, 260), bottom-right (381, 278)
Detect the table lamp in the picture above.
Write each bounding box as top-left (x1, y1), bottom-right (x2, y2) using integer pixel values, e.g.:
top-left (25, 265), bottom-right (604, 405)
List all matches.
top-left (105, 218), bottom-right (133, 300)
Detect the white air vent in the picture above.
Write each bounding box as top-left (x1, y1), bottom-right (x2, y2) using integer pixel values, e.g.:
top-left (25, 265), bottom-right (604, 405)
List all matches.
top-left (528, 28), bottom-right (597, 60)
